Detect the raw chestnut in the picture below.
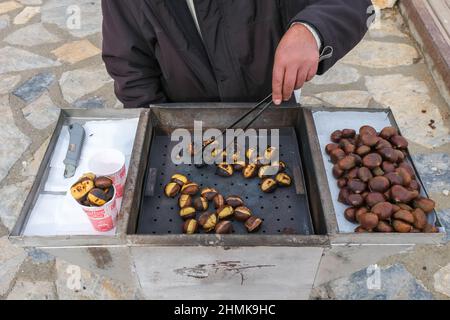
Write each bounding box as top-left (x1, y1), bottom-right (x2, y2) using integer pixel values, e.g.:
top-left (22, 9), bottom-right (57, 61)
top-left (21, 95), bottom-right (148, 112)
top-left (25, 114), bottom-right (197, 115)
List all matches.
top-left (330, 130), bottom-right (343, 143)
top-left (372, 167), bottom-right (385, 177)
top-left (372, 202), bottom-right (394, 220)
top-left (356, 145), bottom-right (371, 157)
top-left (215, 220), bottom-right (233, 234)
top-left (359, 213), bottom-right (379, 230)
top-left (365, 192), bottom-right (386, 208)
top-left (178, 194), bottom-right (192, 209)
top-left (338, 156), bottom-right (356, 171)
top-left (216, 163), bottom-right (234, 177)
top-left (391, 135), bottom-right (408, 149)
top-left (333, 165), bottom-right (344, 179)
top-left (337, 178), bottom-right (348, 188)
top-left (378, 148), bottom-right (398, 163)
top-left (362, 153), bottom-right (382, 169)
top-left (213, 194), bottom-right (225, 209)
top-left (408, 180), bottom-right (420, 192)
top-left (348, 194), bottom-right (364, 207)
top-left (201, 188), bottom-right (218, 201)
top-left (361, 133), bottom-right (379, 147)
top-left (261, 178), bottom-right (278, 193)
top-left (393, 210), bottom-right (415, 225)
top-left (423, 224), bottom-right (439, 233)
top-left (330, 148), bottom-right (346, 164)
top-left (183, 219), bottom-right (198, 234)
top-left (87, 188), bottom-right (110, 206)
top-left (164, 182), bottom-right (181, 198)
top-left (382, 162), bottom-right (396, 174)
top-left (357, 167), bottom-right (373, 183)
top-left (226, 195), bottom-right (244, 208)
top-left (368, 176), bottom-right (390, 193)
top-left (347, 179), bottom-right (366, 194)
top-left (355, 226), bottom-right (369, 233)
top-left (391, 185), bottom-right (419, 203)
top-left (217, 205), bottom-right (234, 220)
top-left (380, 126), bottom-right (398, 139)
top-left (338, 188), bottom-right (351, 205)
top-left (413, 197), bottom-right (435, 213)
top-left (384, 172), bottom-right (403, 186)
top-left (94, 176), bottom-right (113, 189)
top-left (234, 206), bottom-right (252, 222)
top-left (179, 207), bottom-right (196, 220)
top-left (171, 174), bottom-right (188, 187)
top-left (181, 182), bottom-right (200, 196)
top-left (245, 216), bottom-right (263, 233)
top-left (359, 125), bottom-right (377, 136)
top-left (243, 164), bottom-right (258, 179)
top-left (355, 207), bottom-right (369, 223)
top-left (193, 197), bottom-right (209, 211)
top-left (394, 150), bottom-right (406, 163)
top-left (398, 163), bottom-right (415, 178)
top-left (392, 220), bottom-right (412, 233)
top-left (198, 212), bottom-right (217, 232)
top-left (412, 208), bottom-right (427, 230)
top-left (395, 168), bottom-right (412, 187)
top-left (342, 129), bottom-right (356, 138)
top-left (376, 221), bottom-right (394, 233)
top-left (350, 154), bottom-right (362, 166)
top-left (398, 203), bottom-right (413, 211)
top-left (344, 207), bottom-right (357, 223)
top-left (375, 139), bottom-right (393, 150)
top-left (275, 173), bottom-right (292, 187)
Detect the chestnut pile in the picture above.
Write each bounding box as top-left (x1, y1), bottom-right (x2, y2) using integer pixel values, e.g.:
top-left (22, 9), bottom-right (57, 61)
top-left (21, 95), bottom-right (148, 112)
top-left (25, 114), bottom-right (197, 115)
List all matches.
top-left (70, 173), bottom-right (114, 207)
top-left (164, 174), bottom-right (263, 234)
top-left (326, 126), bottom-right (438, 233)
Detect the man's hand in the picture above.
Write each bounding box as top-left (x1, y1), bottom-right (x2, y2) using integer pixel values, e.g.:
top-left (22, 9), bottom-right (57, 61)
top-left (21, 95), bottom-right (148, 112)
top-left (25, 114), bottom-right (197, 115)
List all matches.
top-left (272, 24), bottom-right (320, 105)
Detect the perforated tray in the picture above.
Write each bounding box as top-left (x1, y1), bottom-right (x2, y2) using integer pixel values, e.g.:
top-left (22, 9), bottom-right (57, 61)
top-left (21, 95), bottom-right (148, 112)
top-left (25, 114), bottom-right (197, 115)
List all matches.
top-left (137, 127), bottom-right (314, 235)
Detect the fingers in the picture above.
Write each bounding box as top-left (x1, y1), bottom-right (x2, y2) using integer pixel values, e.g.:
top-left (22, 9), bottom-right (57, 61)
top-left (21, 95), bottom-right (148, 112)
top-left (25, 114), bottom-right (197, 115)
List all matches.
top-left (272, 61), bottom-right (285, 105)
top-left (282, 68), bottom-right (297, 101)
top-left (306, 62), bottom-right (318, 82)
top-left (295, 67), bottom-right (308, 90)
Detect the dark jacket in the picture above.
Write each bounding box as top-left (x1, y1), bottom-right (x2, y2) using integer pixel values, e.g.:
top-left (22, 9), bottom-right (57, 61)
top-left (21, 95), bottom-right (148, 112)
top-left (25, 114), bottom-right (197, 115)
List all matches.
top-left (102, 0), bottom-right (371, 108)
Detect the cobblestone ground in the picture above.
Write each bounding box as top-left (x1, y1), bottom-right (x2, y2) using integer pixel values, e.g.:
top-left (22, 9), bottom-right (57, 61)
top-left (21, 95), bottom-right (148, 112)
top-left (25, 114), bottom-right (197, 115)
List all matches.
top-left (0, 1), bottom-right (449, 299)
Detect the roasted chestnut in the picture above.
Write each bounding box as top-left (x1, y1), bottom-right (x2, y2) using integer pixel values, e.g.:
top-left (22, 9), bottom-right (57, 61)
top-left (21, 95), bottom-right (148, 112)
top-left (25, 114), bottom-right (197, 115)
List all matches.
top-left (233, 161), bottom-right (246, 172)
top-left (226, 195), bottom-right (244, 208)
top-left (87, 188), bottom-right (110, 206)
top-left (178, 194), bottom-right (193, 209)
top-left (215, 220), bottom-right (233, 234)
top-left (171, 174), bottom-right (188, 187)
top-left (216, 163), bottom-right (234, 177)
top-left (217, 205), bottom-right (234, 220)
top-left (243, 164), bottom-right (258, 179)
top-left (213, 194), bottom-right (225, 209)
top-left (193, 197), bottom-right (209, 212)
top-left (94, 176), bottom-right (113, 189)
top-left (164, 182), bottom-right (181, 198)
top-left (275, 173), bottom-right (292, 187)
top-left (258, 165), bottom-right (278, 179)
top-left (183, 219), bottom-right (198, 234)
top-left (179, 207), bottom-right (196, 220)
top-left (198, 212), bottom-right (217, 232)
top-left (245, 216), bottom-right (263, 233)
top-left (234, 206), bottom-right (252, 222)
top-left (264, 147), bottom-right (278, 161)
top-left (261, 178), bottom-right (278, 193)
top-left (71, 178), bottom-right (95, 201)
top-left (181, 182), bottom-right (200, 195)
top-left (201, 188), bottom-right (218, 201)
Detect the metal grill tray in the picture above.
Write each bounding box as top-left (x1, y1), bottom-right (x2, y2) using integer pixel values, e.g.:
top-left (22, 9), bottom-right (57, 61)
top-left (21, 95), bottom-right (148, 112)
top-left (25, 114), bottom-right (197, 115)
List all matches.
top-left (137, 127), bottom-right (314, 235)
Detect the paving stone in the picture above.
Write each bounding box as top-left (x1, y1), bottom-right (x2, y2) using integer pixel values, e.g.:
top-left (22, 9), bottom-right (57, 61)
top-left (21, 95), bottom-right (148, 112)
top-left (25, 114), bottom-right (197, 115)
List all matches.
top-left (436, 209), bottom-right (450, 241)
top-left (21, 137), bottom-right (49, 177)
top-left (22, 92), bottom-right (60, 129)
top-left (13, 6), bottom-right (40, 24)
top-left (18, 0), bottom-right (42, 5)
top-left (0, 46), bottom-right (60, 75)
top-left (342, 40), bottom-right (419, 68)
top-left (372, 0), bottom-right (398, 9)
top-left (55, 259), bottom-right (138, 300)
top-left (73, 96), bottom-right (105, 109)
top-left (311, 64), bottom-right (360, 85)
top-left (369, 9), bottom-right (407, 39)
top-left (0, 95), bottom-right (31, 184)
top-left (7, 280), bottom-right (56, 300)
top-left (0, 177), bottom-right (33, 230)
top-left (13, 72), bottom-right (55, 103)
top-left (433, 263), bottom-right (450, 298)
top-left (25, 248), bottom-right (54, 264)
top-left (412, 153), bottom-right (450, 195)
top-left (299, 95), bottom-right (323, 106)
top-left (365, 74), bottom-right (450, 148)
top-left (42, 0), bottom-right (101, 38)
top-left (313, 264), bottom-right (434, 300)
top-left (0, 1), bottom-right (22, 15)
top-left (5, 23), bottom-right (60, 47)
top-left (52, 39), bottom-right (101, 64)
top-left (0, 14), bottom-right (10, 30)
top-left (314, 90), bottom-right (371, 108)
top-left (0, 236), bottom-right (26, 296)
top-left (59, 65), bottom-right (112, 104)
top-left (0, 74), bottom-right (21, 95)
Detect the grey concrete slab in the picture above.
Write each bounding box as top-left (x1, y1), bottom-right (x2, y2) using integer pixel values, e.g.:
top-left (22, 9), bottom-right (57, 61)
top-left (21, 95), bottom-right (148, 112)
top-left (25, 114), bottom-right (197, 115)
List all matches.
top-left (131, 246), bottom-right (323, 300)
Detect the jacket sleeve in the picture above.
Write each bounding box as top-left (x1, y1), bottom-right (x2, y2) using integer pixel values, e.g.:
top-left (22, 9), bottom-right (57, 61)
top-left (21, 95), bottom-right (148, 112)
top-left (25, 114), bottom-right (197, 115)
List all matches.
top-left (102, 0), bottom-right (167, 108)
top-left (287, 0), bottom-right (372, 74)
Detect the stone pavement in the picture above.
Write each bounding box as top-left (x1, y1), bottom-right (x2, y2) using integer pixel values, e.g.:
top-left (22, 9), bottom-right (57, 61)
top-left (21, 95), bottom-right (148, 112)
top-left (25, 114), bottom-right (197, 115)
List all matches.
top-left (0, 1), bottom-right (449, 300)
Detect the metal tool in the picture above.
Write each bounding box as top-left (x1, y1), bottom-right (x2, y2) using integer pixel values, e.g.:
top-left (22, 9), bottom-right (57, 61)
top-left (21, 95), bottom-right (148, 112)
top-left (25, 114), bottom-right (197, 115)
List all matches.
top-left (63, 123), bottom-right (85, 178)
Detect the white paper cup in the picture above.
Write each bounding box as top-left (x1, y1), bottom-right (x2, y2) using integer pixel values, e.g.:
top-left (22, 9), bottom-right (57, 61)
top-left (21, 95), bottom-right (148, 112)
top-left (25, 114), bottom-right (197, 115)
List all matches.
top-left (79, 188), bottom-right (118, 232)
top-left (88, 149), bottom-right (126, 199)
